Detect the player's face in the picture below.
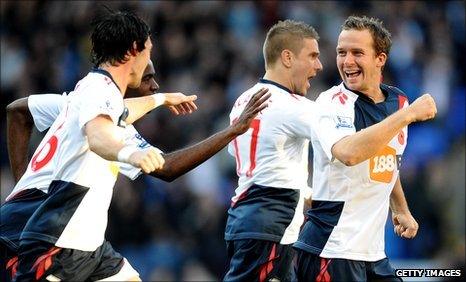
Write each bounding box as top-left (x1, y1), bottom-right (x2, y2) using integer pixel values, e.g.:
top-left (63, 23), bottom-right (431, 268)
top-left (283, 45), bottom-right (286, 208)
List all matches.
top-left (336, 29), bottom-right (386, 95)
top-left (138, 60), bottom-right (159, 96)
top-left (126, 60), bottom-right (160, 98)
top-left (129, 37), bottom-right (153, 89)
top-left (290, 38), bottom-right (323, 96)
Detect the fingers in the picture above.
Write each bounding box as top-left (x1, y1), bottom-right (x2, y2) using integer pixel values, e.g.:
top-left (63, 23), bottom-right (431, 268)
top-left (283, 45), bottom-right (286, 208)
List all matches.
top-left (412, 93), bottom-right (437, 121)
top-left (243, 88), bottom-right (270, 113)
top-left (392, 214), bottom-right (419, 239)
top-left (401, 227), bottom-right (417, 239)
top-left (169, 106), bottom-right (180, 115)
top-left (136, 149), bottom-right (165, 173)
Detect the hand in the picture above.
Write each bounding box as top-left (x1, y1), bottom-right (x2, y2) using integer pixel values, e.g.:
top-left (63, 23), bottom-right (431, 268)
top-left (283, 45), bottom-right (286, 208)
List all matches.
top-left (163, 92), bottom-right (198, 115)
top-left (128, 147), bottom-right (165, 173)
top-left (232, 88), bottom-right (271, 134)
top-left (392, 212), bottom-right (419, 239)
top-left (407, 94), bottom-right (437, 122)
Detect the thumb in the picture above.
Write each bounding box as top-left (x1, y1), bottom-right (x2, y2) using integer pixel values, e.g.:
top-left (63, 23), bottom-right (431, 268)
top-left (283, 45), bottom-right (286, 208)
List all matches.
top-left (186, 95), bottom-right (197, 101)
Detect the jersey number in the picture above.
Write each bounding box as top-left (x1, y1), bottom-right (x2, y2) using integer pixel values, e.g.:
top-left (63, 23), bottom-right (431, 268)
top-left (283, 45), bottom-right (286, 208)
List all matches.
top-left (31, 135), bottom-right (58, 172)
top-left (30, 106), bottom-right (69, 172)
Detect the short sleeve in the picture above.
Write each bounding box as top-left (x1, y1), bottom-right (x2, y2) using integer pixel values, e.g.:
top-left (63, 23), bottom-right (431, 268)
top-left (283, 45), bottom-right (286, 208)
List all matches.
top-left (77, 84), bottom-right (124, 130)
top-left (287, 100), bottom-right (355, 160)
top-left (311, 104), bottom-right (356, 160)
top-left (28, 93), bottom-right (66, 132)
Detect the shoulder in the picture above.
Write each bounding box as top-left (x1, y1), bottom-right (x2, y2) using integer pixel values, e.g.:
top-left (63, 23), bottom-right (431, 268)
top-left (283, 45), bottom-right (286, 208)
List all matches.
top-left (316, 85), bottom-right (341, 102)
top-left (315, 84), bottom-right (356, 105)
top-left (382, 84), bottom-right (409, 101)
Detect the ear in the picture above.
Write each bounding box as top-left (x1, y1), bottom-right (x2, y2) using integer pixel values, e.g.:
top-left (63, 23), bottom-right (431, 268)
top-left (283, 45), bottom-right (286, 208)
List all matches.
top-left (280, 49), bottom-right (293, 68)
top-left (376, 52), bottom-right (387, 68)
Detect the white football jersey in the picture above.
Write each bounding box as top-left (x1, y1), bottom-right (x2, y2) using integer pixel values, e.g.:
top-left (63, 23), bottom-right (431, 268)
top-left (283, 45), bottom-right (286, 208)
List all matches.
top-left (295, 83), bottom-right (409, 261)
top-left (7, 93), bottom-right (149, 202)
top-left (19, 70), bottom-right (155, 251)
top-left (225, 79), bottom-right (353, 244)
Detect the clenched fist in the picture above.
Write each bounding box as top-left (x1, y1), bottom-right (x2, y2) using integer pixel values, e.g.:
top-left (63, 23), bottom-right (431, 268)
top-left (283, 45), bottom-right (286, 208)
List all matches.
top-left (128, 147), bottom-right (165, 173)
top-left (408, 94), bottom-right (437, 122)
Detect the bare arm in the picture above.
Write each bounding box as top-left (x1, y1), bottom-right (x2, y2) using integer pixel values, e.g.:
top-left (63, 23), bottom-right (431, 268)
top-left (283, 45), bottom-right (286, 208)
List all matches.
top-left (332, 94), bottom-right (437, 166)
top-left (150, 88), bottom-right (270, 182)
top-left (85, 115), bottom-right (127, 161)
top-left (390, 176), bottom-right (419, 238)
top-left (6, 98), bottom-right (33, 182)
top-left (85, 115), bottom-right (165, 173)
top-left (124, 93), bottom-right (198, 124)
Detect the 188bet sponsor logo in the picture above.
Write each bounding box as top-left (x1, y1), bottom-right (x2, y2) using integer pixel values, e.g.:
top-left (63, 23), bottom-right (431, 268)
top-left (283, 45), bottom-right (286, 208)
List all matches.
top-left (396, 269), bottom-right (462, 278)
top-left (370, 145), bottom-right (402, 183)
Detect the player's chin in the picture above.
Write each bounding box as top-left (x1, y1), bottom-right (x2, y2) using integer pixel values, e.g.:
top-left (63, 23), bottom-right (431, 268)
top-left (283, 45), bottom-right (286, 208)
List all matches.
top-left (129, 80), bottom-right (142, 89)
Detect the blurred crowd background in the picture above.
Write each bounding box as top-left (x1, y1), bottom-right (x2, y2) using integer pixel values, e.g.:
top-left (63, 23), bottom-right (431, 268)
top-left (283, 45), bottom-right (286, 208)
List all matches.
top-left (1, 1), bottom-right (464, 280)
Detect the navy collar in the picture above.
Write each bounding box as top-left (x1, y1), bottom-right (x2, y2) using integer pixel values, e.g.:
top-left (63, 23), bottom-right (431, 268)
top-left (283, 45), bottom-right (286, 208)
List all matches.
top-left (259, 78), bottom-right (293, 94)
top-left (91, 68), bottom-right (121, 92)
top-left (342, 82), bottom-right (388, 104)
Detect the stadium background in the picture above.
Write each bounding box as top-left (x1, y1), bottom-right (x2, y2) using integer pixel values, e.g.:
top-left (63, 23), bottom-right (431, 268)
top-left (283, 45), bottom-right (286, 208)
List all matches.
top-left (0, 1), bottom-right (464, 280)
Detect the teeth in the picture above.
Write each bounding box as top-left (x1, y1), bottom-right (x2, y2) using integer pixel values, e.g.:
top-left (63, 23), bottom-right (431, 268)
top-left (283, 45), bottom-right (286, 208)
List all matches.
top-left (346, 71), bottom-right (360, 78)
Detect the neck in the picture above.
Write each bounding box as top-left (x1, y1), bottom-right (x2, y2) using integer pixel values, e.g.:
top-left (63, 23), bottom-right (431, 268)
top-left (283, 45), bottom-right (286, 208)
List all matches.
top-left (99, 63), bottom-right (131, 96)
top-left (263, 68), bottom-right (292, 92)
top-left (361, 85), bottom-right (384, 103)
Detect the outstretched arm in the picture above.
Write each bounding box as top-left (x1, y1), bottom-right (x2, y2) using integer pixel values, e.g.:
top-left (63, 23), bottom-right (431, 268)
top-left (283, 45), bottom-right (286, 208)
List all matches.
top-left (6, 98), bottom-right (33, 182)
top-left (124, 92), bottom-right (198, 124)
top-left (332, 94), bottom-right (437, 166)
top-left (150, 88), bottom-right (270, 182)
top-left (390, 176), bottom-right (418, 238)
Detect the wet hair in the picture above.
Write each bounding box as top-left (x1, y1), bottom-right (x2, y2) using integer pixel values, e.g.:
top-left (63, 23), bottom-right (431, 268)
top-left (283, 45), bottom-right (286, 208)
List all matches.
top-left (341, 15), bottom-right (392, 55)
top-left (91, 8), bottom-right (150, 67)
top-left (263, 20), bottom-right (319, 69)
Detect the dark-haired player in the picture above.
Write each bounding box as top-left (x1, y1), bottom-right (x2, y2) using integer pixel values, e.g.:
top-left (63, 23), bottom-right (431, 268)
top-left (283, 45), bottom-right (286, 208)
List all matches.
top-left (11, 9), bottom-right (181, 281)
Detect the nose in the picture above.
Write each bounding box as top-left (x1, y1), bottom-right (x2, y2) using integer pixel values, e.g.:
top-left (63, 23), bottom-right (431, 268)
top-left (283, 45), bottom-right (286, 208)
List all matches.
top-left (151, 79), bottom-right (160, 92)
top-left (343, 53), bottom-right (355, 66)
top-left (316, 58), bottom-right (323, 71)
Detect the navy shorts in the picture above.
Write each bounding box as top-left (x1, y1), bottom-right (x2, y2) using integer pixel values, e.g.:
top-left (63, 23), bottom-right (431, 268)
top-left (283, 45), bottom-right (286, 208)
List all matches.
top-left (224, 239), bottom-right (295, 282)
top-left (14, 240), bottom-right (126, 281)
top-left (1, 188), bottom-right (48, 282)
top-left (295, 249), bottom-right (402, 282)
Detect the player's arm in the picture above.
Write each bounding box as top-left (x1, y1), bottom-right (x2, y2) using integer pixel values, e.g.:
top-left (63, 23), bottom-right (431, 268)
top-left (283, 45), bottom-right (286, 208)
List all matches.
top-left (85, 115), bottom-right (164, 173)
top-left (331, 94), bottom-right (437, 166)
top-left (123, 92), bottom-right (198, 124)
top-left (149, 88), bottom-right (270, 182)
top-left (6, 94), bottom-right (65, 181)
top-left (390, 176), bottom-right (418, 239)
top-left (6, 97), bottom-right (33, 182)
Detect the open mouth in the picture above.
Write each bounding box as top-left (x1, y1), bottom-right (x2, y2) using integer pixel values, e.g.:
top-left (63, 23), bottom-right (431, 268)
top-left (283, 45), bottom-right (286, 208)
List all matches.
top-left (344, 70), bottom-right (361, 79)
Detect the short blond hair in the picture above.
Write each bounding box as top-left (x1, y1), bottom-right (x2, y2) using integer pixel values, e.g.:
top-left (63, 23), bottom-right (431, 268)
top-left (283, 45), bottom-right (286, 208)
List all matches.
top-left (263, 20), bottom-right (319, 69)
